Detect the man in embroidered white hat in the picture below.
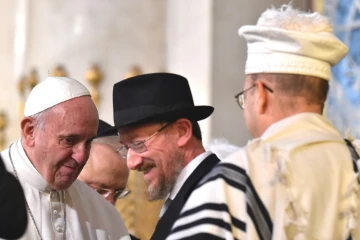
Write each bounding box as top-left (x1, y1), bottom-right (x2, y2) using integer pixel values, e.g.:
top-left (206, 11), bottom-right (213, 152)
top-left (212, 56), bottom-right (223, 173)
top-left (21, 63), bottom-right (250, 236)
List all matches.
top-left (167, 4), bottom-right (360, 240)
top-left (0, 76), bottom-right (130, 240)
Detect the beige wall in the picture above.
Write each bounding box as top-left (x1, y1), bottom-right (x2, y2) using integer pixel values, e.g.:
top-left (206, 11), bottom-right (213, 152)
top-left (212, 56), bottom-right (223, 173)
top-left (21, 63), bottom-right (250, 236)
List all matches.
top-left (0, 0), bottom-right (21, 146)
top-left (166, 0), bottom-right (309, 147)
top-left (1, 0), bottom-right (310, 149)
top-left (0, 0), bottom-right (166, 147)
top-left (166, 0), bottom-right (213, 144)
top-left (211, 0), bottom-right (309, 146)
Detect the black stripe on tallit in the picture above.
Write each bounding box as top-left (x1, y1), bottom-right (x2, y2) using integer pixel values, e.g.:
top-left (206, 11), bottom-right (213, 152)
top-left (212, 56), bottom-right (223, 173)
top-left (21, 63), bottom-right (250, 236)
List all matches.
top-left (175, 203), bottom-right (246, 232)
top-left (196, 163), bottom-right (273, 240)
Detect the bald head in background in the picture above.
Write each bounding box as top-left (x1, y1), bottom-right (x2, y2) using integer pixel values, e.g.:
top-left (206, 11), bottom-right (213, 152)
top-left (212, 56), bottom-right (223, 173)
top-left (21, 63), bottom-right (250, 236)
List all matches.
top-left (78, 120), bottom-right (130, 205)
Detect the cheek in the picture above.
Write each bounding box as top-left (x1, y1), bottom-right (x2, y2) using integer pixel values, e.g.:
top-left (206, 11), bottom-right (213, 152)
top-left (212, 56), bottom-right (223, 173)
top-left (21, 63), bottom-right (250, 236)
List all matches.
top-left (244, 107), bottom-right (252, 123)
top-left (157, 150), bottom-right (175, 174)
top-left (51, 150), bottom-right (75, 168)
top-left (153, 156), bottom-right (164, 173)
top-left (144, 141), bottom-right (175, 173)
top-left (148, 152), bottom-right (166, 174)
top-left (244, 108), bottom-right (257, 137)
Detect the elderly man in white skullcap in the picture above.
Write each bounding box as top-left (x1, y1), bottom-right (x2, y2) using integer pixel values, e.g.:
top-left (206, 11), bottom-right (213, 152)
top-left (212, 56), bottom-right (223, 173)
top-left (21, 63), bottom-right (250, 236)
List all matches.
top-left (166, 4), bottom-right (360, 240)
top-left (0, 77), bottom-right (130, 240)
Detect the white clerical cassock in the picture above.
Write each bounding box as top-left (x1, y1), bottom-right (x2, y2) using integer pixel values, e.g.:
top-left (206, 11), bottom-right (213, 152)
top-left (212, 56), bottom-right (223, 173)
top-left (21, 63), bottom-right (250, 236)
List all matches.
top-left (0, 76), bottom-right (130, 240)
top-left (1, 140), bottom-right (130, 240)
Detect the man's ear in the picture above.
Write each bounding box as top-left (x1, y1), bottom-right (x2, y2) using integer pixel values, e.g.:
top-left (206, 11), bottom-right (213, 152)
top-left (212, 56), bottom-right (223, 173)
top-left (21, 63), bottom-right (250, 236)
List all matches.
top-left (255, 81), bottom-right (269, 114)
top-left (21, 117), bottom-right (36, 147)
top-left (174, 119), bottom-right (192, 147)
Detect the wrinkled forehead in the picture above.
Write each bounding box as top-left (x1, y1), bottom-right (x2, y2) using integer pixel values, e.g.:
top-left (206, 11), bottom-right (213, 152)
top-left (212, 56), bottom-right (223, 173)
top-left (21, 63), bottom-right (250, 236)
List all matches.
top-left (85, 157), bottom-right (129, 189)
top-left (44, 96), bottom-right (96, 118)
top-left (84, 174), bottom-right (128, 190)
top-left (43, 97), bottom-right (98, 135)
top-left (83, 143), bottom-right (128, 179)
top-left (90, 167), bottom-right (128, 183)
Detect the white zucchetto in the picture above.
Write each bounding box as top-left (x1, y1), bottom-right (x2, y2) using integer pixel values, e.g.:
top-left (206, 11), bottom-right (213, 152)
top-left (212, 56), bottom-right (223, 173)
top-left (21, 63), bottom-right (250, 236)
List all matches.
top-left (24, 76), bottom-right (90, 117)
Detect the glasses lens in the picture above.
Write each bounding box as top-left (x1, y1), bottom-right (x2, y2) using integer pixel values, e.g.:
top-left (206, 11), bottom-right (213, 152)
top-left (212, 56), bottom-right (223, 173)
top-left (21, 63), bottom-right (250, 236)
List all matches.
top-left (114, 189), bottom-right (131, 199)
top-left (120, 149), bottom-right (128, 159)
top-left (95, 189), bottom-right (111, 198)
top-left (237, 94), bottom-right (245, 109)
top-left (129, 141), bottom-right (147, 153)
top-left (241, 94), bottom-right (246, 109)
top-left (117, 146), bottom-right (128, 159)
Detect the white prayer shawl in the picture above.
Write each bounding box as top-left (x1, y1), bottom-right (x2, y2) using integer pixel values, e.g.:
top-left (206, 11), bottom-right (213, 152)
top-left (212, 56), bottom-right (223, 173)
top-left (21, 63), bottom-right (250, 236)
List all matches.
top-left (0, 139), bottom-right (130, 240)
top-left (167, 113), bottom-right (360, 240)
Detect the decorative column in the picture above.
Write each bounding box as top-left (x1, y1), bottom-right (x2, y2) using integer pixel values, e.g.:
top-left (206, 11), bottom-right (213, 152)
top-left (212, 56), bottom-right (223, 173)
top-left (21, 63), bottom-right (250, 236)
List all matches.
top-left (0, 111), bottom-right (7, 150)
top-left (85, 64), bottom-right (103, 108)
top-left (16, 68), bottom-right (38, 118)
top-left (52, 65), bottom-right (68, 77)
top-left (122, 64), bottom-right (142, 235)
top-left (27, 68), bottom-right (38, 90)
top-left (125, 65), bottom-right (142, 79)
top-left (17, 75), bottom-right (27, 118)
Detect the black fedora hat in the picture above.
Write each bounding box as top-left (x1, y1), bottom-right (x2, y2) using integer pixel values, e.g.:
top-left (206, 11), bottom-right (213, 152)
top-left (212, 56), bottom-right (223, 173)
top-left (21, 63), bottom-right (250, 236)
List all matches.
top-left (113, 73), bottom-right (214, 128)
top-left (97, 119), bottom-right (118, 138)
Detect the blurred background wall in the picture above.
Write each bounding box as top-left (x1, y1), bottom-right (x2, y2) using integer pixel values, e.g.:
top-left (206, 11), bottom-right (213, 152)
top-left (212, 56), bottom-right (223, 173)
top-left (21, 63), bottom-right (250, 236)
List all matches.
top-left (0, 0), bottom-right (310, 150)
top-left (7, 0), bottom-right (358, 239)
top-left (0, 0), bottom-right (167, 150)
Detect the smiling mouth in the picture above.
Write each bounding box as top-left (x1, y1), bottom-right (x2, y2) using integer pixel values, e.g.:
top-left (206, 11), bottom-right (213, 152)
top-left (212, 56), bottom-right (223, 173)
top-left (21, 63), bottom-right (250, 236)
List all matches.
top-left (143, 168), bottom-right (152, 174)
top-left (138, 163), bottom-right (156, 173)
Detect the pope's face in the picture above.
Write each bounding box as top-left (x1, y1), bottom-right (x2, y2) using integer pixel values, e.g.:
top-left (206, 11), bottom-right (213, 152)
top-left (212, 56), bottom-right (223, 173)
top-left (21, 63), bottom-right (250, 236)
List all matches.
top-left (30, 96), bottom-right (98, 190)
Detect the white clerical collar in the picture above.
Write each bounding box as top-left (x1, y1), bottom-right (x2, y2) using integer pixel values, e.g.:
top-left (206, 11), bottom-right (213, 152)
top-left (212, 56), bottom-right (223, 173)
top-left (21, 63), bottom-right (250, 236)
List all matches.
top-left (11, 139), bottom-right (53, 192)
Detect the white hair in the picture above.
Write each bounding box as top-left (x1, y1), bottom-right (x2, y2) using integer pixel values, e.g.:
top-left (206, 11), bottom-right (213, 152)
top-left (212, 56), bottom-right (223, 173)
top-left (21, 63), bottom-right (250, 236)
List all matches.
top-left (30, 108), bottom-right (52, 130)
top-left (206, 138), bottom-right (241, 159)
top-left (257, 4), bottom-right (333, 33)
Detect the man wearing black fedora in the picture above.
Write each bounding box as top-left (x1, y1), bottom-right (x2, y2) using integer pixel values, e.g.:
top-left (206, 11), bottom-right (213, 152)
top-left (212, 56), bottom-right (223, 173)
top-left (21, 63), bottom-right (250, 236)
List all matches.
top-left (112, 72), bottom-right (220, 240)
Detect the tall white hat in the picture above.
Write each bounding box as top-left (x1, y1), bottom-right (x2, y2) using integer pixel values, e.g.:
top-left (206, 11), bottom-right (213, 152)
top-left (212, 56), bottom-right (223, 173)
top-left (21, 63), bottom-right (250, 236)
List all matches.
top-left (238, 8), bottom-right (348, 80)
top-left (24, 76), bottom-right (90, 117)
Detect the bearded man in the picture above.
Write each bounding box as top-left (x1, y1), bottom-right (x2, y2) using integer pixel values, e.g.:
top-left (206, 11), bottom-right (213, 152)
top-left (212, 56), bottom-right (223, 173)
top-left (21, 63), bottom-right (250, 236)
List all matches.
top-left (112, 73), bottom-right (220, 240)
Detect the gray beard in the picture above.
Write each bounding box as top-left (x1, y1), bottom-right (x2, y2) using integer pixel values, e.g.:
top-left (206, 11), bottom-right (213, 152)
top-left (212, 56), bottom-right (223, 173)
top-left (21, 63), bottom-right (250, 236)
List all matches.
top-left (145, 150), bottom-right (184, 201)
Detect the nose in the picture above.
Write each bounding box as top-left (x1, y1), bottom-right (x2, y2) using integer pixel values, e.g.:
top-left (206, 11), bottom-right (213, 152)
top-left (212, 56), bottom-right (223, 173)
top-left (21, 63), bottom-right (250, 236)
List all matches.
top-left (127, 148), bottom-right (143, 170)
top-left (72, 143), bottom-right (89, 165)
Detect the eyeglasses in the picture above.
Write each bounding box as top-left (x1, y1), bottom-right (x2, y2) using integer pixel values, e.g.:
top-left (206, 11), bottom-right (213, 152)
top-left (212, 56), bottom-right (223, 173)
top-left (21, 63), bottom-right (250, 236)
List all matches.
top-left (95, 187), bottom-right (131, 200)
top-left (234, 83), bottom-right (273, 109)
top-left (116, 122), bottom-right (172, 159)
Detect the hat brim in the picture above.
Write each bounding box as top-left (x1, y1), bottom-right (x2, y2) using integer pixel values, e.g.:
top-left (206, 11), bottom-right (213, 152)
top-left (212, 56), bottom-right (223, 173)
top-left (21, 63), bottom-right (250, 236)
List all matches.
top-left (114, 105), bottom-right (214, 129)
top-left (97, 127), bottom-right (118, 138)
